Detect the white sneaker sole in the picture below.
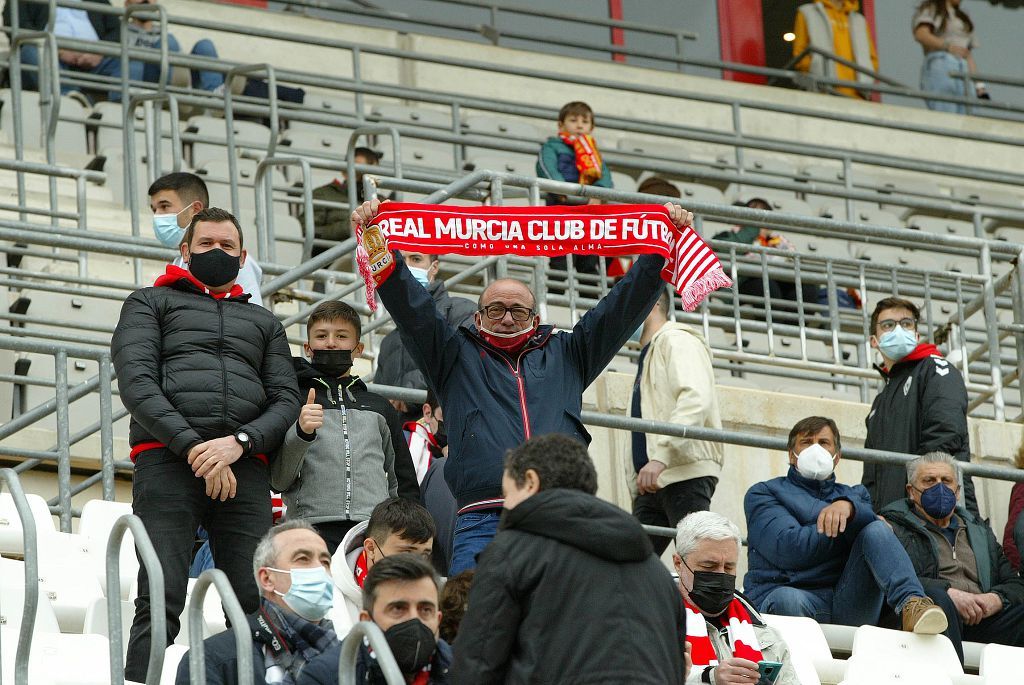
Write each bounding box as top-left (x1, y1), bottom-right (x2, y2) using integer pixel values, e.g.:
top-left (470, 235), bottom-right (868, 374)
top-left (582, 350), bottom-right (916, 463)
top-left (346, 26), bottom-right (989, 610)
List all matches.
top-left (911, 607), bottom-right (949, 635)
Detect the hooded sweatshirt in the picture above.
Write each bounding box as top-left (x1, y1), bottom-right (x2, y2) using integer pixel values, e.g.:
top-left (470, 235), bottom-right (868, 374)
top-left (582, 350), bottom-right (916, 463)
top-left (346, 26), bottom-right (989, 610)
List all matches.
top-left (451, 489), bottom-right (687, 685)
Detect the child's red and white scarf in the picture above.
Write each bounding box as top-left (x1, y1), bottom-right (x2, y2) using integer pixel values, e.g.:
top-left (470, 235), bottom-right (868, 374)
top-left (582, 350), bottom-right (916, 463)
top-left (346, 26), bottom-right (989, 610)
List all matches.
top-left (685, 598), bottom-right (764, 674)
top-left (560, 132), bottom-right (603, 185)
top-left (356, 202), bottom-right (731, 312)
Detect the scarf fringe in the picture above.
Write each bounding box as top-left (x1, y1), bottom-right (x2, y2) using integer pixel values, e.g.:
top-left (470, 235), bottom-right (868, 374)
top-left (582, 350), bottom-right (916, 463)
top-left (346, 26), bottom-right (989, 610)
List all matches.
top-left (355, 243), bottom-right (378, 313)
top-left (680, 267), bottom-right (733, 312)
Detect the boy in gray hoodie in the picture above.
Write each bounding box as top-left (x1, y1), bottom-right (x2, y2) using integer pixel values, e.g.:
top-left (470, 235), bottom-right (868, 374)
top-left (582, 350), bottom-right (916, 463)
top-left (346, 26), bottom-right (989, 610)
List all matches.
top-left (271, 301), bottom-right (420, 553)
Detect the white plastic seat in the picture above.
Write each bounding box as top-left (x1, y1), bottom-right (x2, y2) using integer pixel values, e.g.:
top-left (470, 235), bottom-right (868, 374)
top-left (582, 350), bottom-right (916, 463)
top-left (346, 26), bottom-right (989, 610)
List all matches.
top-left (725, 188), bottom-right (815, 218)
top-left (186, 115), bottom-right (272, 168)
top-left (674, 182), bottom-right (725, 206)
top-left (0, 630), bottom-right (112, 684)
top-left (820, 204), bottom-right (903, 229)
top-left (759, 613), bottom-right (837, 685)
top-left (161, 644), bottom-right (190, 685)
top-left (400, 141), bottom-right (458, 171)
top-left (79, 499), bottom-right (137, 600)
top-left (0, 557), bottom-right (62, 635)
top-left (979, 642), bottom-right (1024, 682)
top-left (717, 154), bottom-right (797, 180)
top-left (97, 146), bottom-right (182, 205)
top-left (951, 186), bottom-right (1024, 209)
top-left (0, 89), bottom-right (89, 160)
top-left (464, 152), bottom-right (536, 176)
top-left (906, 215), bottom-right (976, 238)
top-left (37, 531), bottom-right (105, 632)
top-left (851, 625), bottom-right (962, 677)
top-left (174, 577), bottom-right (228, 646)
top-left (840, 655), bottom-right (952, 685)
top-left (0, 492), bottom-right (56, 554)
top-left (92, 101), bottom-right (177, 163)
top-left (610, 171), bottom-right (636, 194)
top-left (616, 137), bottom-right (691, 162)
top-left (369, 104), bottom-right (453, 130)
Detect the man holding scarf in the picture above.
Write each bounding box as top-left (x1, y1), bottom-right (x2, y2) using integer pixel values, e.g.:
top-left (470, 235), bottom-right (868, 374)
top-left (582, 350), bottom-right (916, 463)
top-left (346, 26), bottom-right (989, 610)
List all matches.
top-left (176, 520), bottom-right (339, 684)
top-left (674, 511), bottom-right (799, 685)
top-left (353, 198), bottom-right (700, 574)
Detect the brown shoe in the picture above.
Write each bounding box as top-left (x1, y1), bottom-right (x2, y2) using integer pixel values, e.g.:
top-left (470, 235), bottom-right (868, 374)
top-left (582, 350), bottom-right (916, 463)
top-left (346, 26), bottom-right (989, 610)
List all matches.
top-left (901, 597), bottom-right (948, 634)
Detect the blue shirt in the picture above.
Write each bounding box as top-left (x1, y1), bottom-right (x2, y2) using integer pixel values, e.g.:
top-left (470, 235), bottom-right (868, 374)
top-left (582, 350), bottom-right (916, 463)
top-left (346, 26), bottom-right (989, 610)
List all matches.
top-left (53, 5), bottom-right (99, 41)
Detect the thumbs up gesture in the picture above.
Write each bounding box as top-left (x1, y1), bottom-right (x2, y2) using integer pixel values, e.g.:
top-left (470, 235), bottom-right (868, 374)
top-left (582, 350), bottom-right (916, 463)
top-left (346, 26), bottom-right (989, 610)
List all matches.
top-left (298, 388), bottom-right (324, 435)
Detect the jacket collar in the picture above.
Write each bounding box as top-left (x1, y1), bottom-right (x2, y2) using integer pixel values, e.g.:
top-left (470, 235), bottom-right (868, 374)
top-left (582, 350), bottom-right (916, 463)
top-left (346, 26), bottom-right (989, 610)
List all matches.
top-left (153, 264), bottom-right (247, 300)
top-left (785, 464), bottom-right (838, 497)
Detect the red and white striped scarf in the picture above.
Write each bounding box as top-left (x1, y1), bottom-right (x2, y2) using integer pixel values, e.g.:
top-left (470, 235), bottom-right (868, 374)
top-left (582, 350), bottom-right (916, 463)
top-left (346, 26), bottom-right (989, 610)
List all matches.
top-left (356, 202), bottom-right (731, 312)
top-left (560, 132), bottom-right (603, 185)
top-left (685, 597), bottom-right (764, 673)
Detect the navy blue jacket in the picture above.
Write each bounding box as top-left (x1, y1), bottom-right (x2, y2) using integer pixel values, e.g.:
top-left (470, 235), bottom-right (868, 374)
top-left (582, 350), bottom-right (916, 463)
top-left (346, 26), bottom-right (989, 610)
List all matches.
top-left (299, 636), bottom-right (452, 684)
top-left (743, 466), bottom-right (877, 609)
top-left (376, 253), bottom-right (665, 508)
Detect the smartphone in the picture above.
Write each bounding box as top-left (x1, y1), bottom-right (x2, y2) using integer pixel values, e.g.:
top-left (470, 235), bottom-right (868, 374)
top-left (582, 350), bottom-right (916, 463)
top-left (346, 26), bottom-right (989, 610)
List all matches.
top-left (757, 660), bottom-right (784, 685)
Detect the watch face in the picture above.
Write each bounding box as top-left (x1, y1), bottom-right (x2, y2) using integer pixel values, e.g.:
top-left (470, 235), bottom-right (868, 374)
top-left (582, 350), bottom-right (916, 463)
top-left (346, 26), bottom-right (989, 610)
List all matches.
top-left (238, 432), bottom-right (249, 443)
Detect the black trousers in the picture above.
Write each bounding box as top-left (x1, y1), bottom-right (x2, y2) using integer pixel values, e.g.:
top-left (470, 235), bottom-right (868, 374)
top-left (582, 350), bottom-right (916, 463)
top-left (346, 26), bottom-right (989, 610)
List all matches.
top-left (633, 476), bottom-right (718, 556)
top-left (124, 448), bottom-right (271, 682)
top-left (920, 577), bottom-right (1024, 663)
top-left (314, 519), bottom-right (362, 556)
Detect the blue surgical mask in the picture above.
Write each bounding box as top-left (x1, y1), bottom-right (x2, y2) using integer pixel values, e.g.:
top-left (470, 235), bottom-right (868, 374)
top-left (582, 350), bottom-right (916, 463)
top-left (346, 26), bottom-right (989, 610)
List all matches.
top-left (916, 482), bottom-right (958, 519)
top-left (152, 206), bottom-right (190, 248)
top-left (408, 265), bottom-right (430, 288)
top-left (268, 566), bottom-right (334, 621)
top-left (878, 327), bottom-right (918, 363)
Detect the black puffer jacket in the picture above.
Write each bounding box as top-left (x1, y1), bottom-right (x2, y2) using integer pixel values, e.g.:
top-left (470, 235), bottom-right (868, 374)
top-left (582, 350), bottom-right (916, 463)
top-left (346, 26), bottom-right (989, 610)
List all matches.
top-left (112, 267), bottom-right (301, 459)
top-left (452, 489), bottom-right (687, 685)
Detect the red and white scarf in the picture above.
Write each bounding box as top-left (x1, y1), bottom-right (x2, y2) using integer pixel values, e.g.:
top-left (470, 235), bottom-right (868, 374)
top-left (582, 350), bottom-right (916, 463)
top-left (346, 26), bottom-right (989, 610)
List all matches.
top-left (685, 598), bottom-right (764, 674)
top-left (560, 132), bottom-right (603, 185)
top-left (356, 202), bottom-right (731, 312)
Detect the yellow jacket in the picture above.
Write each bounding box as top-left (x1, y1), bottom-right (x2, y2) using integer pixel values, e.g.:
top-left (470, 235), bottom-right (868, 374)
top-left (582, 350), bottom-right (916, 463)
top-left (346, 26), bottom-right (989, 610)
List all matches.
top-left (793, 0), bottom-right (879, 99)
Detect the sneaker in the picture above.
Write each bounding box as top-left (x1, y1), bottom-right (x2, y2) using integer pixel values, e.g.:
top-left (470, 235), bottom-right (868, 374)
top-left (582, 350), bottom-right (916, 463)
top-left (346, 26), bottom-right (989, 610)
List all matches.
top-left (901, 596), bottom-right (948, 634)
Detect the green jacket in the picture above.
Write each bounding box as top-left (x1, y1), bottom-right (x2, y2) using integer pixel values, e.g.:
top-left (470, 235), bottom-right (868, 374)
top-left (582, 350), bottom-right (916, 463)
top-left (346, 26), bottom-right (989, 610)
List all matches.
top-left (881, 498), bottom-right (1024, 606)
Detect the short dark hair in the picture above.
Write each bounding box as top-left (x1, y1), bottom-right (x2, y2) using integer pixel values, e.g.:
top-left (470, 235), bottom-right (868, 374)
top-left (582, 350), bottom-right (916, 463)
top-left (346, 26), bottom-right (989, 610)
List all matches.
top-left (504, 434), bottom-right (598, 495)
top-left (306, 300), bottom-right (362, 339)
top-left (362, 553), bottom-right (440, 612)
top-left (148, 172), bottom-right (210, 208)
top-left (183, 207), bottom-right (243, 250)
top-left (869, 296), bottom-right (921, 336)
top-left (558, 101), bottom-right (594, 125)
top-left (787, 416), bottom-right (842, 453)
top-left (352, 146), bottom-right (383, 163)
top-left (439, 569), bottom-right (474, 643)
top-left (425, 389), bottom-right (439, 412)
top-left (637, 177), bottom-right (681, 199)
top-left (365, 498), bottom-right (436, 548)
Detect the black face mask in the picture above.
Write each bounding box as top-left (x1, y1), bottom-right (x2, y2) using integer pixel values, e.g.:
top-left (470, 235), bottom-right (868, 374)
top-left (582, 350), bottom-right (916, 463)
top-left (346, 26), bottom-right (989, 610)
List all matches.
top-left (188, 248), bottom-right (240, 288)
top-left (434, 419), bottom-right (447, 449)
top-left (684, 560), bottom-right (736, 617)
top-left (381, 618), bottom-right (436, 674)
top-left (311, 349), bottom-right (353, 377)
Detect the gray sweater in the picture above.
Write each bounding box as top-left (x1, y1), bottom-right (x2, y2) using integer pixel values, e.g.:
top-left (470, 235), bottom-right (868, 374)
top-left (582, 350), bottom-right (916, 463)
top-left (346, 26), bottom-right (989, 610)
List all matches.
top-left (271, 383), bottom-right (398, 524)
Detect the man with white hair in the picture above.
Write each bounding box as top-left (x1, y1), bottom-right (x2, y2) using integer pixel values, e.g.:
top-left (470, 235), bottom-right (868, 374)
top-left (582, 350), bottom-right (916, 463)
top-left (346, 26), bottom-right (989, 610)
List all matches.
top-left (176, 520), bottom-right (339, 684)
top-left (675, 511), bottom-right (798, 685)
top-left (881, 452), bottom-right (1024, 663)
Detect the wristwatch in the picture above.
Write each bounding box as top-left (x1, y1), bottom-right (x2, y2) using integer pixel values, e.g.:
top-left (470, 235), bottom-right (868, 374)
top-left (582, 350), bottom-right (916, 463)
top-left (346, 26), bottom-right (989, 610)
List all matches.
top-left (234, 431), bottom-right (253, 455)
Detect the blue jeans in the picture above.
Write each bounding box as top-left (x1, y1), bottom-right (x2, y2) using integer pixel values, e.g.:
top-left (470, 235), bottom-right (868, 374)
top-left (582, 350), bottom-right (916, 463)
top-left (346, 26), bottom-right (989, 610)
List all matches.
top-left (921, 51), bottom-right (971, 114)
top-left (449, 510), bottom-right (500, 575)
top-left (129, 35), bottom-right (223, 92)
top-left (18, 43), bottom-right (123, 102)
top-left (759, 520), bottom-right (925, 625)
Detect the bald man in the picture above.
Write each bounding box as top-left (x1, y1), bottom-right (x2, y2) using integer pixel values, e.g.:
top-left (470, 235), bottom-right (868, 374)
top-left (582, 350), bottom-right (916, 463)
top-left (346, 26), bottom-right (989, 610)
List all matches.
top-left (353, 199), bottom-right (694, 573)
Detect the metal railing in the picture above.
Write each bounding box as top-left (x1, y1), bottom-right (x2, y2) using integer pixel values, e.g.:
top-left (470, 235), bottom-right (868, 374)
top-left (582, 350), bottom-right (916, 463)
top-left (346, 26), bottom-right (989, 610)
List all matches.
top-left (337, 621), bottom-right (405, 685)
top-left (0, 468), bottom-right (39, 685)
top-left (187, 569), bottom-right (254, 685)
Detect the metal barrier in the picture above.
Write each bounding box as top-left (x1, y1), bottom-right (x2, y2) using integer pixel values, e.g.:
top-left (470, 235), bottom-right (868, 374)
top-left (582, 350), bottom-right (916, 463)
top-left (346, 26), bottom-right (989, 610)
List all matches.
top-left (0, 469), bottom-right (39, 685)
top-left (106, 514), bottom-right (167, 685)
top-left (337, 621), bottom-right (405, 685)
top-left (187, 569), bottom-right (253, 685)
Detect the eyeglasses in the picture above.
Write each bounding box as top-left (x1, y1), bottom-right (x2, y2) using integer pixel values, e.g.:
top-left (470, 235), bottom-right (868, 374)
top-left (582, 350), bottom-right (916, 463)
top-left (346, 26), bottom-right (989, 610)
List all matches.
top-left (877, 318), bottom-right (917, 333)
top-left (479, 304), bottom-right (535, 322)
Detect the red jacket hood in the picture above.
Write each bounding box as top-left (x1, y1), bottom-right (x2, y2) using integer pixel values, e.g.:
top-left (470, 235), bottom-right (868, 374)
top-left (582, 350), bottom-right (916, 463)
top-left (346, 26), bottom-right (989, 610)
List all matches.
top-left (153, 264), bottom-right (246, 300)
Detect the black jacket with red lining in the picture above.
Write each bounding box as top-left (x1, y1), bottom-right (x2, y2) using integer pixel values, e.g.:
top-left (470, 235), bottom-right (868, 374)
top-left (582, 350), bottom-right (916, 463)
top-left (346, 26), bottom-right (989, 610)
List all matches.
top-left (112, 265), bottom-right (301, 462)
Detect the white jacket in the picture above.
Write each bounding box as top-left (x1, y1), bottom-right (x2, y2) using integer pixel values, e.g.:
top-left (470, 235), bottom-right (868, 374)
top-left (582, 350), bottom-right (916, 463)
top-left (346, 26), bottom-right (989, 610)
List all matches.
top-left (639, 322), bottom-right (724, 487)
top-left (326, 520), bottom-right (368, 638)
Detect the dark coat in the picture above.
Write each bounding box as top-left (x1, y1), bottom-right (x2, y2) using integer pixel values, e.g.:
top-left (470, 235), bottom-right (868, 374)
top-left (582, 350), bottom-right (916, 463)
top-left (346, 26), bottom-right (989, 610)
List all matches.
top-left (373, 279), bottom-right (476, 392)
top-left (3, 0), bottom-right (120, 42)
top-left (743, 466), bottom-right (877, 609)
top-left (451, 489), bottom-right (688, 685)
top-left (298, 636), bottom-right (453, 685)
top-left (881, 498), bottom-right (1024, 606)
top-left (862, 343), bottom-right (978, 515)
top-left (376, 253), bottom-right (665, 508)
top-left (111, 267), bottom-right (300, 460)
top-left (1003, 482), bottom-right (1024, 571)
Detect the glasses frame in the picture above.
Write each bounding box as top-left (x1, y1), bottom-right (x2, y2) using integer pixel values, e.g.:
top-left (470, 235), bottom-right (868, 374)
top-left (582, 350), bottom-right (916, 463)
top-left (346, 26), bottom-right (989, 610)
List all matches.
top-left (478, 304), bottom-right (536, 322)
top-left (877, 317), bottom-right (918, 333)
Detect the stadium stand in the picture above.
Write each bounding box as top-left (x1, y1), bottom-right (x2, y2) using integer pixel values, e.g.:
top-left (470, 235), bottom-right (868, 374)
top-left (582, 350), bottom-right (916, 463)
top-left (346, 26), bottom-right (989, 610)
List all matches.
top-left (1, 0), bottom-right (1024, 681)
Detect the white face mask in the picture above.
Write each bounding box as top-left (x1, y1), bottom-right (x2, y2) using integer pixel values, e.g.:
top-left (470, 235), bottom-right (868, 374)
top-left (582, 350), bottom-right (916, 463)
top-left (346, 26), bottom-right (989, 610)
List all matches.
top-left (795, 443), bottom-right (836, 481)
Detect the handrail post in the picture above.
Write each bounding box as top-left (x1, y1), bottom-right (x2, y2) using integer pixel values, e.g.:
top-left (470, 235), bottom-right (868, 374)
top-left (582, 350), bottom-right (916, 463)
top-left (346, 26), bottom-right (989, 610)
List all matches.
top-left (0, 468), bottom-right (39, 685)
top-left (338, 621), bottom-right (405, 685)
top-left (253, 156), bottom-right (315, 264)
top-left (53, 348), bottom-right (72, 532)
top-left (125, 91), bottom-right (185, 248)
top-left (188, 569), bottom-right (253, 685)
top-left (106, 514), bottom-right (167, 685)
top-left (346, 125), bottom-right (404, 210)
top-left (224, 63), bottom-right (280, 217)
top-left (99, 352), bottom-right (116, 500)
